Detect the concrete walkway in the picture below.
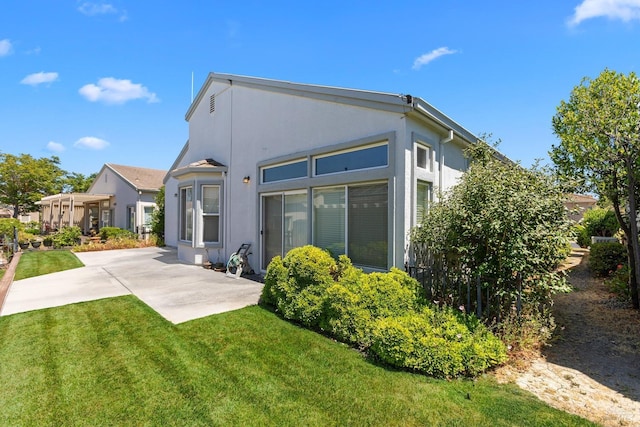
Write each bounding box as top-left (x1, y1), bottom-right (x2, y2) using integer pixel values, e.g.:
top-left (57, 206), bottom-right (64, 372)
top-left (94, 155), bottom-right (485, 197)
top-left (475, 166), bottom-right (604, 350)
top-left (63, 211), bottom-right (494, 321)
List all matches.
top-left (0, 247), bottom-right (264, 324)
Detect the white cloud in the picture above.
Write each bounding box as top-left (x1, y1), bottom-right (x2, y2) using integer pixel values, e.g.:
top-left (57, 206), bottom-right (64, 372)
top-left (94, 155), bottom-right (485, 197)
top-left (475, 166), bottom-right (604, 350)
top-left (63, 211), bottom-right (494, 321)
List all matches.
top-left (0, 39), bottom-right (12, 57)
top-left (20, 72), bottom-right (59, 86)
top-left (74, 136), bottom-right (110, 150)
top-left (78, 2), bottom-right (117, 16)
top-left (46, 141), bottom-right (65, 153)
top-left (412, 47), bottom-right (458, 70)
top-left (79, 77), bottom-right (159, 104)
top-left (78, 2), bottom-right (128, 21)
top-left (568, 0), bottom-right (640, 27)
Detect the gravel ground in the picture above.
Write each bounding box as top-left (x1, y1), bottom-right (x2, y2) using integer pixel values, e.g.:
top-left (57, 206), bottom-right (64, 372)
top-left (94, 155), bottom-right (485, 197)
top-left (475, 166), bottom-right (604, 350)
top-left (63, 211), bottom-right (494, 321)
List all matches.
top-left (499, 249), bottom-right (640, 426)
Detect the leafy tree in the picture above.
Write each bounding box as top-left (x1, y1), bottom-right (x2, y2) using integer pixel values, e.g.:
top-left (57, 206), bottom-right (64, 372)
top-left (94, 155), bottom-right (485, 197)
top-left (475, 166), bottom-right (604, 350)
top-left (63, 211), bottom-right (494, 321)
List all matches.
top-left (63, 172), bottom-right (97, 193)
top-left (411, 140), bottom-right (573, 319)
top-left (0, 153), bottom-right (66, 218)
top-left (551, 69), bottom-right (640, 308)
top-left (150, 186), bottom-right (165, 244)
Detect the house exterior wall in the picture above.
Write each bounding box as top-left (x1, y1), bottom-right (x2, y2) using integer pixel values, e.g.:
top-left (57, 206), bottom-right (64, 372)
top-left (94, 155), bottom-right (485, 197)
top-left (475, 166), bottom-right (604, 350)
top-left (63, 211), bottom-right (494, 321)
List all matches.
top-left (89, 168), bottom-right (158, 232)
top-left (167, 75), bottom-right (475, 271)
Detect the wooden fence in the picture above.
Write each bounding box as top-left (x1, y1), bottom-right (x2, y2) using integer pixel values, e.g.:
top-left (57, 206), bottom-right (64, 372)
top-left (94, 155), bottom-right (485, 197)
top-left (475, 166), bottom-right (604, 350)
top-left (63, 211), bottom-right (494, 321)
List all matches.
top-left (405, 245), bottom-right (523, 322)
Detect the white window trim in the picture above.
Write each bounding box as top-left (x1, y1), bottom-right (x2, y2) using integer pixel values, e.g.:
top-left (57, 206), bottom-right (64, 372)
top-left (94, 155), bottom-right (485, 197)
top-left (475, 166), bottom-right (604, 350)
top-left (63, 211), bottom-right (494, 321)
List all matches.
top-left (201, 184), bottom-right (221, 244)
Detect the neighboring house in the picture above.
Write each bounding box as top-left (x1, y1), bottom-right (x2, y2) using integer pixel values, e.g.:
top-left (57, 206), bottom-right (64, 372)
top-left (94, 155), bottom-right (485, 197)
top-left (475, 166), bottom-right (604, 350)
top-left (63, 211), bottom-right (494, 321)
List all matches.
top-left (40, 163), bottom-right (165, 235)
top-left (565, 193), bottom-right (598, 222)
top-left (164, 73), bottom-right (483, 271)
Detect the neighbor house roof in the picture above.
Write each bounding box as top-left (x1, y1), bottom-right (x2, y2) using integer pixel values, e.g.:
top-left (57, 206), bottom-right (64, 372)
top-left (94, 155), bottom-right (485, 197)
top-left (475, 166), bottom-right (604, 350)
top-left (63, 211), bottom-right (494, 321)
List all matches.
top-left (104, 163), bottom-right (166, 192)
top-left (566, 194), bottom-right (598, 204)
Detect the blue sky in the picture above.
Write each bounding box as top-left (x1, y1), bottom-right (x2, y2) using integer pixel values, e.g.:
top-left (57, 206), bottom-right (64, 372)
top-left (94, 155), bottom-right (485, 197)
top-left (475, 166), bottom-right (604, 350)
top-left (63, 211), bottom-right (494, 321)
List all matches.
top-left (1, 0), bottom-right (639, 176)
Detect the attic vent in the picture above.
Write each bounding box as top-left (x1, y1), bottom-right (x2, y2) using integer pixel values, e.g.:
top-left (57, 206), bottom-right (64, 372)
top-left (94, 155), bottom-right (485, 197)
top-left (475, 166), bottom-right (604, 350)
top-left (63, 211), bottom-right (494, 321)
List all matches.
top-left (209, 94), bottom-right (215, 114)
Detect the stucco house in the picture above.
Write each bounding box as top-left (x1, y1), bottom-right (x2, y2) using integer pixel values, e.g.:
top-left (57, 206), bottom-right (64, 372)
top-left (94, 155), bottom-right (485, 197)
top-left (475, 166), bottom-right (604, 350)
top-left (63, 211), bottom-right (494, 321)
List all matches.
top-left (565, 193), bottom-right (598, 222)
top-left (164, 73), bottom-right (482, 272)
top-left (40, 163), bottom-right (165, 235)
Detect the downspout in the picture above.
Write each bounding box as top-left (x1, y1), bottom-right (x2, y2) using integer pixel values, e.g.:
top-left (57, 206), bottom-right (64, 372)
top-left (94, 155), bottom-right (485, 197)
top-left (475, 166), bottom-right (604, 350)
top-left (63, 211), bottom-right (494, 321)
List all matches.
top-left (438, 130), bottom-right (454, 195)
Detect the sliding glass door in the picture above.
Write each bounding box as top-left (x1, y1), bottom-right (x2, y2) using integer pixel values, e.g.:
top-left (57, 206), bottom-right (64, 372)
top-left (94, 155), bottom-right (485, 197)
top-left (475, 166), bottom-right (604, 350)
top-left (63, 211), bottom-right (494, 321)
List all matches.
top-left (261, 192), bottom-right (308, 269)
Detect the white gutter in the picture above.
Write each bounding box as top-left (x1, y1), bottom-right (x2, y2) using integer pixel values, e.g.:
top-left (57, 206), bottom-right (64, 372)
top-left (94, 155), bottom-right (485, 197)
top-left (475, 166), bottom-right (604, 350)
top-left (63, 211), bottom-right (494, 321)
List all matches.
top-left (438, 129), bottom-right (454, 194)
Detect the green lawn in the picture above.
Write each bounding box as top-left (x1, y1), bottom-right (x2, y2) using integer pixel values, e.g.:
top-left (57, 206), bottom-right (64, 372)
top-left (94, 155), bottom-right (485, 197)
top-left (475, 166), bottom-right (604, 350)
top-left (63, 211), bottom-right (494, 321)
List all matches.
top-left (0, 297), bottom-right (593, 426)
top-left (14, 249), bottom-right (84, 280)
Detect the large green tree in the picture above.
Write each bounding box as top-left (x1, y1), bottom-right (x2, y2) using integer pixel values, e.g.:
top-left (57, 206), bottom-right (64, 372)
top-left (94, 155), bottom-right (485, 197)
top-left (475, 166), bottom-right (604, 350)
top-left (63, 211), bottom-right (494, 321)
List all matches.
top-left (63, 172), bottom-right (97, 193)
top-left (551, 69), bottom-right (640, 309)
top-left (0, 153), bottom-right (66, 218)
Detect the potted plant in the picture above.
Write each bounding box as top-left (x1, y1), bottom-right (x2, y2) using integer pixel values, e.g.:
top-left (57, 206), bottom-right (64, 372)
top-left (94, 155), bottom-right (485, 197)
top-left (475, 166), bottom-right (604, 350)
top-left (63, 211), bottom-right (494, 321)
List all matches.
top-left (43, 236), bottom-right (53, 248)
top-left (30, 237), bottom-right (42, 249)
top-left (18, 231), bottom-right (34, 250)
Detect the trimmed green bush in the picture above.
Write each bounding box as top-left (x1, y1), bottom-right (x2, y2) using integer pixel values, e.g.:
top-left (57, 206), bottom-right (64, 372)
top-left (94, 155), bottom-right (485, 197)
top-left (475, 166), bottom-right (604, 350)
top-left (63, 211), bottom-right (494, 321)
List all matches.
top-left (51, 226), bottom-right (82, 247)
top-left (370, 307), bottom-right (507, 378)
top-left (321, 267), bottom-right (424, 347)
top-left (100, 226), bottom-right (137, 241)
top-left (261, 245), bottom-right (336, 328)
top-left (589, 241), bottom-right (627, 277)
top-left (260, 245), bottom-right (507, 378)
top-left (581, 207), bottom-right (619, 238)
top-left (573, 224), bottom-right (591, 248)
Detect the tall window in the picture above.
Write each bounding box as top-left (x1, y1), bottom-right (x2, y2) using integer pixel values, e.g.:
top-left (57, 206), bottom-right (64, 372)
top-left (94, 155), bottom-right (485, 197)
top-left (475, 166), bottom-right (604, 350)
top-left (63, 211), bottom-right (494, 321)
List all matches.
top-left (202, 185), bottom-right (220, 243)
top-left (179, 186), bottom-right (193, 241)
top-left (143, 206), bottom-right (154, 229)
top-left (313, 183), bottom-right (388, 269)
top-left (313, 188), bottom-right (345, 257)
top-left (416, 181), bottom-right (432, 225)
top-left (348, 183), bottom-right (388, 268)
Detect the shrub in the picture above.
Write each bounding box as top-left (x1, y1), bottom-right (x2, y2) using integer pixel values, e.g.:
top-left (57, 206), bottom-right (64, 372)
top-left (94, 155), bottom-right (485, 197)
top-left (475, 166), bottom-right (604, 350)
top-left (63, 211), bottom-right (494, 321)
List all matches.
top-left (581, 207), bottom-right (619, 238)
top-left (73, 235), bottom-right (157, 252)
top-left (370, 306), bottom-right (507, 378)
top-left (573, 224), bottom-right (591, 248)
top-left (52, 226), bottom-right (82, 248)
top-left (261, 246), bottom-right (337, 328)
top-left (261, 245), bottom-right (507, 378)
top-left (605, 264), bottom-right (631, 301)
top-left (100, 226), bottom-right (137, 241)
top-left (0, 218), bottom-right (22, 239)
top-left (589, 241), bottom-right (627, 277)
top-left (321, 267), bottom-right (424, 347)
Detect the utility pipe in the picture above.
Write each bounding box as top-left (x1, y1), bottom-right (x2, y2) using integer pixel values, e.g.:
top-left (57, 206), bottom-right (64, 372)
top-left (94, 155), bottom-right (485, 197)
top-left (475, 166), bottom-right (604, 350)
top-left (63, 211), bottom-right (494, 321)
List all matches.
top-left (438, 129), bottom-right (454, 195)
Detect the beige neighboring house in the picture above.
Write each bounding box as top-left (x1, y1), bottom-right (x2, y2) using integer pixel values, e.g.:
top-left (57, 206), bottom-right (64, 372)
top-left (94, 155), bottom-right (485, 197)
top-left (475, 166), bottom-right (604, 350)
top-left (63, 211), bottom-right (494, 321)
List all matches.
top-left (565, 194), bottom-right (598, 222)
top-left (39, 163), bottom-right (166, 235)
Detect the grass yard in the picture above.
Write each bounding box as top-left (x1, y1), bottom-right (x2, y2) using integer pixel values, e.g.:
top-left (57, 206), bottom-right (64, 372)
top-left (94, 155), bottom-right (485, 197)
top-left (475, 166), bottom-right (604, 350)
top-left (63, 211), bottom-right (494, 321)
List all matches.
top-left (0, 297), bottom-right (594, 426)
top-left (14, 250), bottom-right (84, 280)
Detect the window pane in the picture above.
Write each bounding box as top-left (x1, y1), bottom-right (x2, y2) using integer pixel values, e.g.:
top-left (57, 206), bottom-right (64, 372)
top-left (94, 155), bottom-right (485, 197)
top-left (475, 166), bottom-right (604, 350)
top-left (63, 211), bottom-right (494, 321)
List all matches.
top-left (203, 186), bottom-right (219, 214)
top-left (262, 160), bottom-right (307, 183)
top-left (315, 144), bottom-right (387, 175)
top-left (313, 188), bottom-right (345, 257)
top-left (348, 183), bottom-right (388, 269)
top-left (144, 206), bottom-right (154, 226)
top-left (417, 146), bottom-right (427, 169)
top-left (263, 195), bottom-right (283, 267)
top-left (203, 216), bottom-right (219, 242)
top-left (416, 181), bottom-right (432, 224)
top-left (180, 187), bottom-right (193, 241)
top-left (284, 193), bottom-right (308, 254)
